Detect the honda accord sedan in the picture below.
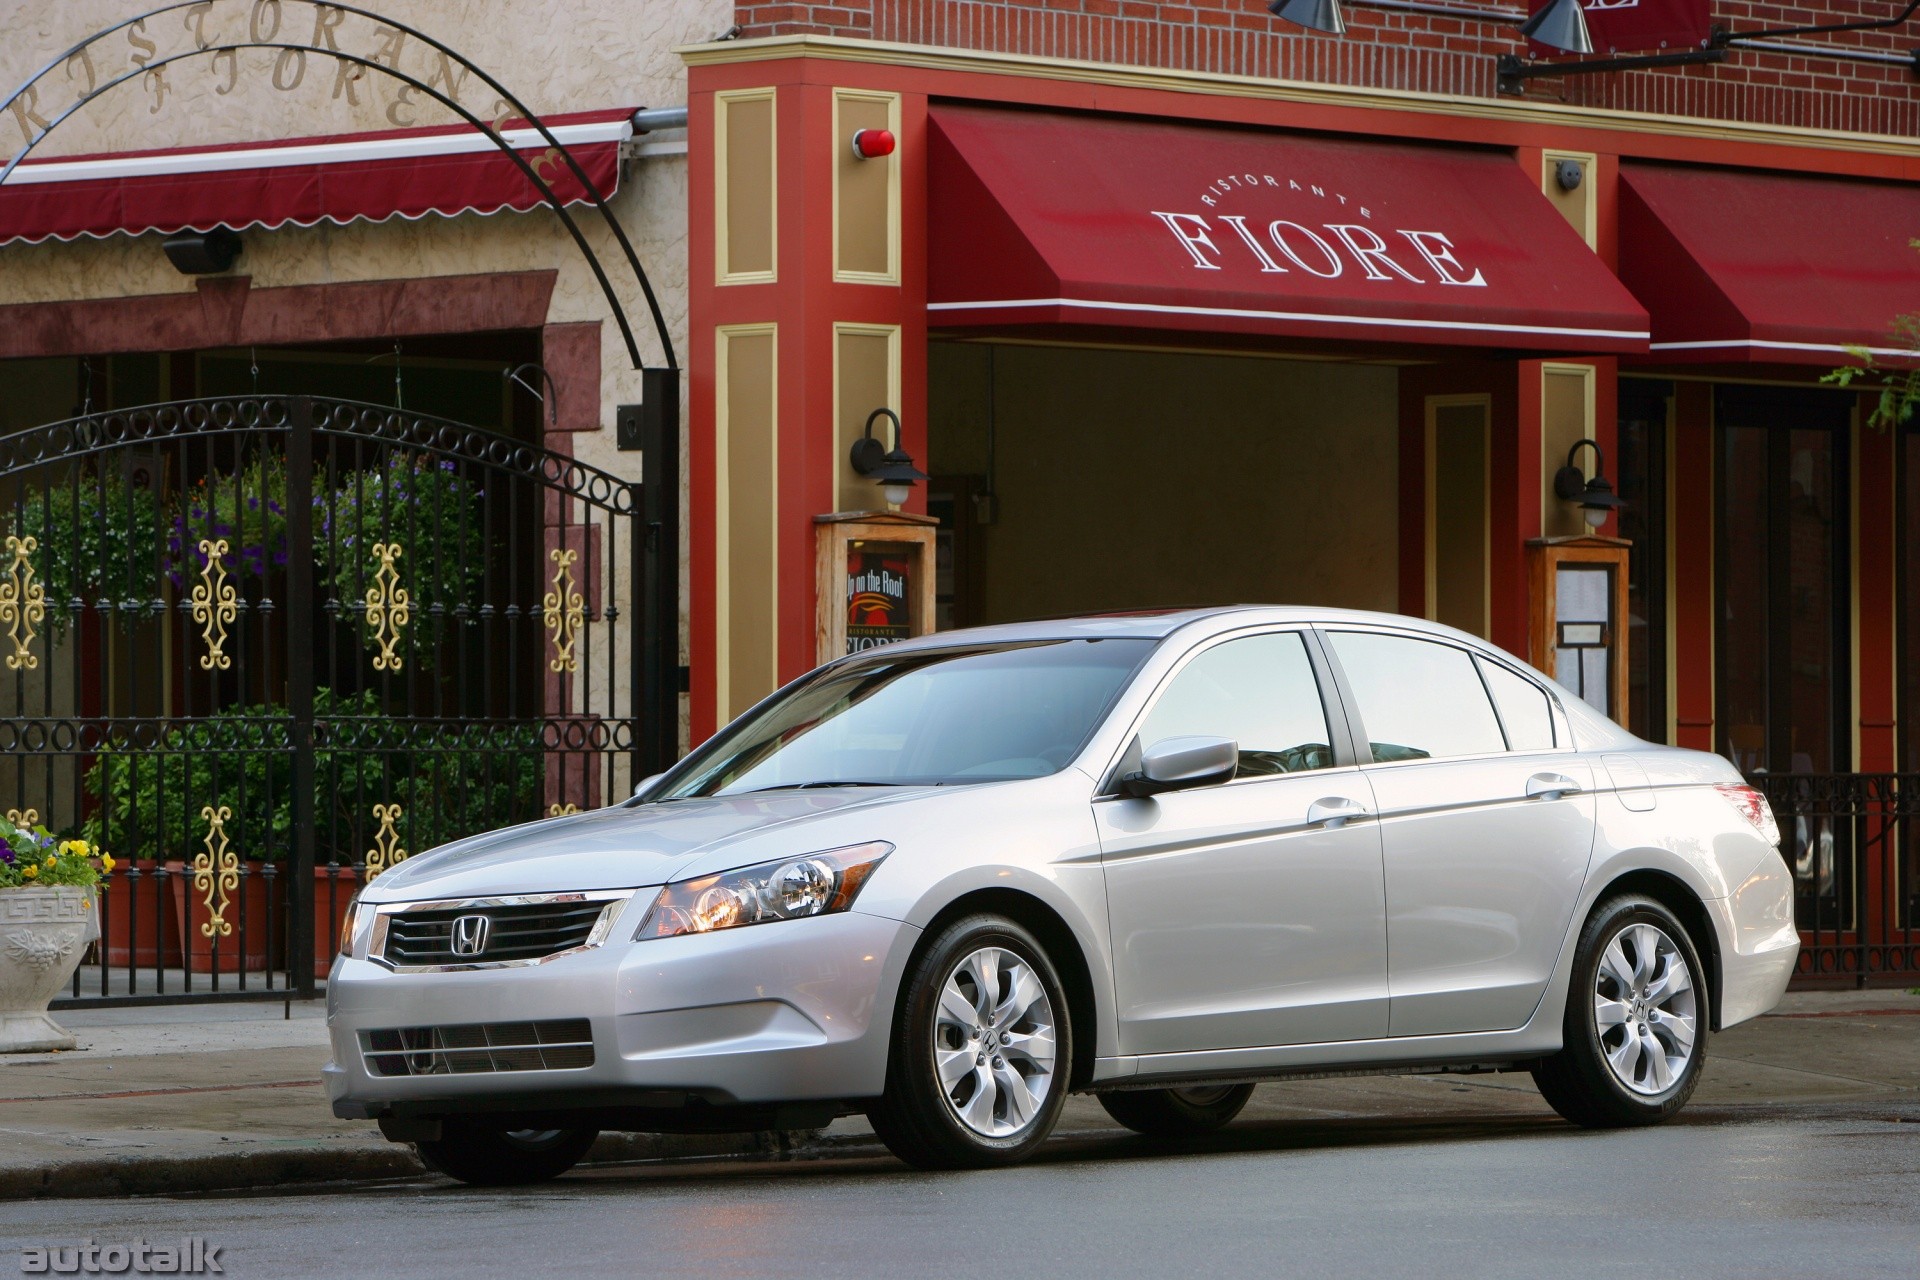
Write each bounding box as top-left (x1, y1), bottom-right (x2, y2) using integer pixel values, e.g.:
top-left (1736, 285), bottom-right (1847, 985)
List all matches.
top-left (325, 607), bottom-right (1799, 1184)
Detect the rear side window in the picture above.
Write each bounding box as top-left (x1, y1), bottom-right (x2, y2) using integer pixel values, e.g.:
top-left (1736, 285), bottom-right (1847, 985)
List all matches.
top-left (1478, 657), bottom-right (1557, 752)
top-left (1327, 631), bottom-right (1504, 763)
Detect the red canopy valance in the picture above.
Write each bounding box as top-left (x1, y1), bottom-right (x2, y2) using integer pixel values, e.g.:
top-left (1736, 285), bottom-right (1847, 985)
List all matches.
top-left (0, 108), bottom-right (633, 246)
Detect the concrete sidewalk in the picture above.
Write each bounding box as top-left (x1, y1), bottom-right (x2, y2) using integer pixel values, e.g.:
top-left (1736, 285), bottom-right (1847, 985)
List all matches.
top-left (3, 987), bottom-right (1917, 1200)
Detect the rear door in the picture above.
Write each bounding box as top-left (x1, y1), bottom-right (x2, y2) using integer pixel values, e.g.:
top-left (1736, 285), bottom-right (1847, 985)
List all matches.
top-left (1096, 629), bottom-right (1388, 1055)
top-left (1320, 629), bottom-right (1596, 1037)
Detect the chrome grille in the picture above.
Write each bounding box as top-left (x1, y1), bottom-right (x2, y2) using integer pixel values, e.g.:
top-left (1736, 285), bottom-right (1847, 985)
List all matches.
top-left (360, 1019), bottom-right (595, 1077)
top-left (379, 897), bottom-right (615, 968)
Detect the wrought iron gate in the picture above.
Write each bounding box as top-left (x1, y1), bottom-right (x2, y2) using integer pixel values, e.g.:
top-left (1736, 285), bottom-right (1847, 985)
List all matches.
top-left (0, 395), bottom-right (670, 1004)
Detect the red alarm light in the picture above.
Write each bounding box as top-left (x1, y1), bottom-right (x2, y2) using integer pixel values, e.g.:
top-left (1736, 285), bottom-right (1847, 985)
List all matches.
top-left (850, 128), bottom-right (896, 160)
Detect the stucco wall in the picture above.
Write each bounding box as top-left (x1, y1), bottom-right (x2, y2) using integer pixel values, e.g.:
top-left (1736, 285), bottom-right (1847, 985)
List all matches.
top-left (928, 341), bottom-right (1400, 620)
top-left (0, 0), bottom-right (717, 756)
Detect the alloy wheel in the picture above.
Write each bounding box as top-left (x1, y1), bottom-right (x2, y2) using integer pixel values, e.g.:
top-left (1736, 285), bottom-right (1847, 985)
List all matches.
top-left (933, 946), bottom-right (1058, 1137)
top-left (1593, 921), bottom-right (1697, 1096)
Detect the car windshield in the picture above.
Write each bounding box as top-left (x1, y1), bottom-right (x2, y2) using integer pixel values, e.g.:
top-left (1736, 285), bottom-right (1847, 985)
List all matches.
top-left (660, 638), bottom-right (1155, 797)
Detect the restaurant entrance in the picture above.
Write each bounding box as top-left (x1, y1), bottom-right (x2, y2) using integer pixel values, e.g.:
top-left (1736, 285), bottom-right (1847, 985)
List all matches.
top-left (925, 342), bottom-right (1402, 628)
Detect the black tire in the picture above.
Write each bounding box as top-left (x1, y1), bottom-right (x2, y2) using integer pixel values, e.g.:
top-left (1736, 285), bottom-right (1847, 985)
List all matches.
top-left (868, 913), bottom-right (1073, 1170)
top-left (1099, 1083), bottom-right (1255, 1136)
top-left (1533, 894), bottom-right (1709, 1129)
top-left (415, 1124), bottom-right (599, 1186)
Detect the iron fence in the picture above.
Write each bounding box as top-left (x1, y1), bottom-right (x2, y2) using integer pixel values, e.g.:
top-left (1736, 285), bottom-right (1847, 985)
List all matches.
top-left (0, 395), bottom-right (668, 1004)
top-left (1749, 772), bottom-right (1920, 983)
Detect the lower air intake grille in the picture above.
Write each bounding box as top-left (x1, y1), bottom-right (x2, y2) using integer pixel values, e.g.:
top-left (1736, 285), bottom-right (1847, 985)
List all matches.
top-left (360, 1019), bottom-right (595, 1077)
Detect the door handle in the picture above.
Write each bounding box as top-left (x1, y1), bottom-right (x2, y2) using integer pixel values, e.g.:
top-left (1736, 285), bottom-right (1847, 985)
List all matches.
top-left (1307, 797), bottom-right (1371, 829)
top-left (1526, 773), bottom-right (1582, 801)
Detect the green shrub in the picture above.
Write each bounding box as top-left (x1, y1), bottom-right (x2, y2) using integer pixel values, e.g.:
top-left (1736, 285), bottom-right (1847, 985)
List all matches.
top-left (10, 475), bottom-right (165, 633)
top-left (81, 688), bottom-right (541, 865)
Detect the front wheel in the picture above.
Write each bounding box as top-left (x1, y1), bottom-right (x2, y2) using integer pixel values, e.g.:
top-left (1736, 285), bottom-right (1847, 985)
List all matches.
top-left (1533, 894), bottom-right (1708, 1128)
top-left (868, 914), bottom-right (1072, 1169)
top-left (415, 1124), bottom-right (599, 1186)
top-left (1099, 1083), bottom-right (1255, 1136)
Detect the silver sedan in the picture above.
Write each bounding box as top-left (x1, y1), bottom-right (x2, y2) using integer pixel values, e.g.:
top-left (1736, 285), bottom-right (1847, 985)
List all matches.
top-left (325, 608), bottom-right (1799, 1184)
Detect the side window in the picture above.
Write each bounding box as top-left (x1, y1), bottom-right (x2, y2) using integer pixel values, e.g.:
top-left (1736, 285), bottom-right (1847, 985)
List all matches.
top-left (1139, 633), bottom-right (1333, 776)
top-left (1327, 631), bottom-right (1504, 763)
top-left (1478, 657), bottom-right (1557, 752)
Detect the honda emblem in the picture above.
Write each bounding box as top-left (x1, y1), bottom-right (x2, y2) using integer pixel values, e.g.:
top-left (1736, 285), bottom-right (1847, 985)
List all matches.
top-left (449, 914), bottom-right (491, 958)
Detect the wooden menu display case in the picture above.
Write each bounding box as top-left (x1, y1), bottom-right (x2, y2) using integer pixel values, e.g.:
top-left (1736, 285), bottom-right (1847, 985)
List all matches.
top-left (815, 510), bottom-right (938, 667)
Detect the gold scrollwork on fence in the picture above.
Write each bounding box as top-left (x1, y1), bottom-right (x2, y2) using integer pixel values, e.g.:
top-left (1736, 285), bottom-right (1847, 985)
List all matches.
top-left (364, 803), bottom-right (406, 879)
top-left (548, 803), bottom-right (581, 818)
top-left (189, 538), bottom-right (238, 671)
top-left (194, 805), bottom-right (238, 939)
top-left (544, 547), bottom-right (585, 674)
top-left (366, 542), bottom-right (411, 672)
top-left (0, 535), bottom-right (46, 671)
top-left (5, 808), bottom-right (38, 829)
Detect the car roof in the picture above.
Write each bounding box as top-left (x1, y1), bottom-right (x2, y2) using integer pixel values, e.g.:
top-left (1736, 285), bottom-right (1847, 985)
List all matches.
top-left (873, 606), bottom-right (1495, 654)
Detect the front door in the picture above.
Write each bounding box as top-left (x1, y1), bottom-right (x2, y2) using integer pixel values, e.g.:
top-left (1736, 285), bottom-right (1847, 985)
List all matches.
top-left (1322, 629), bottom-right (1596, 1037)
top-left (1097, 629), bottom-right (1388, 1056)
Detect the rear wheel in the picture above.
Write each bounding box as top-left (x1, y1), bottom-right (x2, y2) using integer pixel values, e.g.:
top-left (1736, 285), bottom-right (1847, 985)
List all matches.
top-left (868, 914), bottom-right (1072, 1169)
top-left (415, 1124), bottom-right (599, 1186)
top-left (1099, 1083), bottom-right (1255, 1136)
top-left (1533, 894), bottom-right (1707, 1128)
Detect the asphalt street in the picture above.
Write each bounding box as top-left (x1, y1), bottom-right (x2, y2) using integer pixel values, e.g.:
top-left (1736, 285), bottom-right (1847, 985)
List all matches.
top-left (3, 1099), bottom-right (1916, 1279)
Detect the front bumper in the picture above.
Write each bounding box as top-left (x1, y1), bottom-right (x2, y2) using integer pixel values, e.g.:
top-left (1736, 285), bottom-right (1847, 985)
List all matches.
top-left (325, 906), bottom-right (918, 1122)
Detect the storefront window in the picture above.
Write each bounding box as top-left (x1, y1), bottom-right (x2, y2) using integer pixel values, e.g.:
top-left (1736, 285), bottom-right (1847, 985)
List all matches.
top-left (1616, 381), bottom-right (1669, 743)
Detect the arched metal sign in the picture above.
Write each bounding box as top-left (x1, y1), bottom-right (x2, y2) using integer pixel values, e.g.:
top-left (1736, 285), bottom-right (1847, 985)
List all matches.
top-left (0, 0), bottom-right (677, 375)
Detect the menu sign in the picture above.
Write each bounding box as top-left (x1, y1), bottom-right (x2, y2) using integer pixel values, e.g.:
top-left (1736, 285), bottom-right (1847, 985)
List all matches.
top-left (846, 551), bottom-right (912, 654)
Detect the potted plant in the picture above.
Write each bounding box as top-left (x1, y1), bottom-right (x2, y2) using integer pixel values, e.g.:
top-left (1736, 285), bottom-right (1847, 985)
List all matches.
top-left (0, 814), bottom-right (111, 1052)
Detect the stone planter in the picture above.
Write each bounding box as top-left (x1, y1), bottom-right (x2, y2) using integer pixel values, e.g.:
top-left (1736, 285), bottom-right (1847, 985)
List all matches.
top-left (0, 885), bottom-right (97, 1052)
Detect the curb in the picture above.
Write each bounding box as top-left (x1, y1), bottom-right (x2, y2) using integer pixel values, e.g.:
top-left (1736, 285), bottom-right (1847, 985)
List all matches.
top-left (0, 1130), bottom-right (822, 1201)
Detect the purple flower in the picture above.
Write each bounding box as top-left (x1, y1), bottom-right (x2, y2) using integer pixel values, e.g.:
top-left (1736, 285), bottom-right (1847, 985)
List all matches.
top-left (0, 840), bottom-right (13, 864)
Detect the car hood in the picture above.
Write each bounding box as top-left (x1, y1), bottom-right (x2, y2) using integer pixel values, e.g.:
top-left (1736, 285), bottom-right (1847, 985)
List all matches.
top-left (358, 788), bottom-right (937, 901)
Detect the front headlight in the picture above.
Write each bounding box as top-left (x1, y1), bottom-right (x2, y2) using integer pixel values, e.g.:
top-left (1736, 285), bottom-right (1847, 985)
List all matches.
top-left (636, 841), bottom-right (892, 940)
top-left (339, 899), bottom-right (363, 958)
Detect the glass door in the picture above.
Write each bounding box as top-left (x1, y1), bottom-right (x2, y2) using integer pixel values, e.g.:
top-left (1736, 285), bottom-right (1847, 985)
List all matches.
top-left (1715, 385), bottom-right (1851, 934)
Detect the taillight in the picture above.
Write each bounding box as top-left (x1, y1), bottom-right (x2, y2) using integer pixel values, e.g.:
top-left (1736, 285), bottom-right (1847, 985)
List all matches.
top-left (1715, 783), bottom-right (1781, 847)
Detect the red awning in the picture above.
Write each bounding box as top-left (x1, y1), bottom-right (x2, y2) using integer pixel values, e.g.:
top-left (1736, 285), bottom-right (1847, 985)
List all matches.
top-left (1620, 163), bottom-right (1920, 364)
top-left (0, 108), bottom-right (633, 247)
top-left (927, 106), bottom-right (1648, 353)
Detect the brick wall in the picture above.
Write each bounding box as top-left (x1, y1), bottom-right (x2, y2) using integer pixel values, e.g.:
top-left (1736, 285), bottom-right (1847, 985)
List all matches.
top-left (734, 0), bottom-right (1920, 134)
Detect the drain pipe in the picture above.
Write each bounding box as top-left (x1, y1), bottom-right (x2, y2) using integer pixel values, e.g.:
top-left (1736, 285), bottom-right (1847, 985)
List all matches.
top-left (631, 106), bottom-right (689, 133)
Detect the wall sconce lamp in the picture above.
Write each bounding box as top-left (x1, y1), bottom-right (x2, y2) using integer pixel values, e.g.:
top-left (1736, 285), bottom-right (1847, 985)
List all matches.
top-left (1553, 439), bottom-right (1626, 530)
top-left (161, 227), bottom-right (242, 275)
top-left (850, 408), bottom-right (929, 510)
top-left (1268, 0), bottom-right (1590, 52)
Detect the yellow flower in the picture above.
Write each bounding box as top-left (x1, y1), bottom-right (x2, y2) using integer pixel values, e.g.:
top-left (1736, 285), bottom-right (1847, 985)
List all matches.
top-left (22, 865), bottom-right (37, 879)
top-left (101, 854), bottom-right (116, 873)
top-left (44, 855), bottom-right (55, 867)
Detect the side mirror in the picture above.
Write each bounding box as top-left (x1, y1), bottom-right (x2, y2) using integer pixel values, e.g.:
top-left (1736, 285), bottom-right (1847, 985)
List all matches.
top-left (1121, 736), bottom-right (1238, 798)
top-left (632, 773), bottom-right (664, 800)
